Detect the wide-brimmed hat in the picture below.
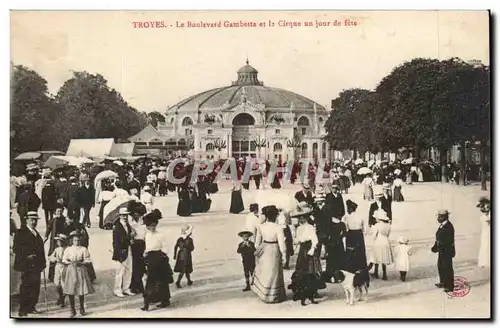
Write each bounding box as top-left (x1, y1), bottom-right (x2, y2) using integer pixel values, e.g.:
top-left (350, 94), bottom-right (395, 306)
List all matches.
top-left (181, 224), bottom-right (193, 236)
top-left (477, 196), bottom-right (491, 208)
top-left (382, 183), bottom-right (391, 190)
top-left (144, 185), bottom-right (151, 191)
top-left (375, 210), bottom-right (390, 222)
top-left (315, 185), bottom-right (326, 194)
top-left (237, 230), bottom-right (253, 238)
top-left (346, 199), bottom-right (358, 212)
top-left (302, 183), bottom-right (311, 190)
top-left (290, 202), bottom-right (314, 218)
top-left (69, 230), bottom-right (81, 238)
top-left (398, 236), bottom-right (409, 244)
top-left (118, 208), bottom-right (130, 215)
top-left (26, 211), bottom-right (39, 220)
top-left (159, 166), bottom-right (167, 171)
top-left (54, 233), bottom-right (68, 241)
top-left (143, 209), bottom-right (162, 227)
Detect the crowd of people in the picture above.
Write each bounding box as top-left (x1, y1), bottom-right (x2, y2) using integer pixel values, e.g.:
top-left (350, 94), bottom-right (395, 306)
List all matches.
top-left (9, 155), bottom-right (491, 317)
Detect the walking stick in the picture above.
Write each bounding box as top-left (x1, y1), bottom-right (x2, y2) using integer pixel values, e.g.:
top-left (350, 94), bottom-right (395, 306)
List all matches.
top-left (42, 269), bottom-right (48, 312)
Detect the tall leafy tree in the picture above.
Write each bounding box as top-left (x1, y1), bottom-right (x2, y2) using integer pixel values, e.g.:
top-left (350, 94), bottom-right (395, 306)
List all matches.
top-left (55, 71), bottom-right (146, 148)
top-left (325, 88), bottom-right (374, 157)
top-left (147, 111), bottom-right (166, 128)
top-left (10, 65), bottom-right (61, 155)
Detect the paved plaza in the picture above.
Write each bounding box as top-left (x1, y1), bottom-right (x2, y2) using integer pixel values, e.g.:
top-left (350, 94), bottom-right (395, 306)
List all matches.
top-left (10, 180), bottom-right (491, 318)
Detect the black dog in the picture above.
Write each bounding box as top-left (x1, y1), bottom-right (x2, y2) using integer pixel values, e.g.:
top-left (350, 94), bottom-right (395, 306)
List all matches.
top-left (287, 272), bottom-right (321, 306)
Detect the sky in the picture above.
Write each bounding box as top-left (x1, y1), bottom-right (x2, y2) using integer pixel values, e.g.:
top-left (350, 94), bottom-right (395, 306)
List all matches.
top-left (10, 10), bottom-right (490, 113)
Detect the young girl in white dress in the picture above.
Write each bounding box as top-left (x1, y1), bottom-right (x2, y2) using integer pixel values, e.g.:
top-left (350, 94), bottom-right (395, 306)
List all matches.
top-left (394, 236), bottom-right (412, 281)
top-left (50, 234), bottom-right (68, 308)
top-left (62, 231), bottom-right (95, 318)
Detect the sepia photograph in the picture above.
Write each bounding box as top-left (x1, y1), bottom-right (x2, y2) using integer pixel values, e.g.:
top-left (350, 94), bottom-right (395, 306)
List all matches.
top-left (9, 10), bottom-right (491, 319)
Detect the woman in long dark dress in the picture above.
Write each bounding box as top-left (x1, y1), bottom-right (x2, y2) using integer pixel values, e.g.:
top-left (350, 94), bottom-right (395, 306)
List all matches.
top-left (128, 202), bottom-right (147, 294)
top-left (290, 204), bottom-right (326, 302)
top-left (190, 184), bottom-right (202, 214)
top-left (177, 186), bottom-right (192, 217)
top-left (344, 200), bottom-right (367, 272)
top-left (174, 224), bottom-right (195, 288)
top-left (270, 171), bottom-right (282, 189)
top-left (197, 179), bottom-right (211, 213)
top-left (325, 214), bottom-right (347, 279)
top-left (141, 210), bottom-right (173, 311)
top-left (230, 182), bottom-right (245, 214)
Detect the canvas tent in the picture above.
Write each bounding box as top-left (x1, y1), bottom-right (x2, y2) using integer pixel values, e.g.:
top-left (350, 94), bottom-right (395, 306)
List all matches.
top-left (110, 143), bottom-right (135, 157)
top-left (66, 138), bottom-right (115, 158)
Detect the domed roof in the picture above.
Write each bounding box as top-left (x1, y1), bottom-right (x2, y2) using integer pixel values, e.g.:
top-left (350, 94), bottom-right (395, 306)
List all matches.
top-left (168, 61), bottom-right (325, 112)
top-left (237, 60), bottom-right (258, 74)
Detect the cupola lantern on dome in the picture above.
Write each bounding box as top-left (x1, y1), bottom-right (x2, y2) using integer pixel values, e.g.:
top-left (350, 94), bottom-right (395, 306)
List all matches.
top-left (232, 59), bottom-right (263, 86)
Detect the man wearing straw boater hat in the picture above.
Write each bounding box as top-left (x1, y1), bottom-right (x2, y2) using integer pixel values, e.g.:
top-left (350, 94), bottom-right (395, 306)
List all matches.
top-left (368, 187), bottom-right (392, 227)
top-left (295, 183), bottom-right (315, 206)
top-left (13, 211), bottom-right (46, 317)
top-left (112, 207), bottom-right (135, 298)
top-left (431, 209), bottom-right (455, 293)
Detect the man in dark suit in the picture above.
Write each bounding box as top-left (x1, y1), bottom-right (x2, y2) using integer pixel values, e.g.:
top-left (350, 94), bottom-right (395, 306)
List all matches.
top-left (432, 209), bottom-right (455, 292)
top-left (13, 211), bottom-right (46, 317)
top-left (65, 177), bottom-right (80, 223)
top-left (330, 185), bottom-right (345, 220)
top-left (368, 189), bottom-right (392, 227)
top-left (16, 184), bottom-right (41, 227)
top-left (294, 184), bottom-right (314, 205)
top-left (77, 178), bottom-right (95, 228)
top-left (112, 208), bottom-right (135, 298)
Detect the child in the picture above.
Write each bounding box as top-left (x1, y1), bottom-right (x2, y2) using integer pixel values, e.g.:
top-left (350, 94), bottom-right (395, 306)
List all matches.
top-left (174, 224), bottom-right (195, 288)
top-left (395, 236), bottom-right (412, 282)
top-left (50, 234), bottom-right (68, 307)
top-left (62, 231), bottom-right (95, 318)
top-left (237, 230), bottom-right (256, 291)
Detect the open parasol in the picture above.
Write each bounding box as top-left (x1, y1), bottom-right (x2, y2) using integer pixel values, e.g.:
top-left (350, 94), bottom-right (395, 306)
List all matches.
top-left (357, 167), bottom-right (372, 175)
top-left (44, 156), bottom-right (93, 169)
top-left (14, 152), bottom-right (41, 161)
top-left (354, 158), bottom-right (364, 165)
top-left (254, 189), bottom-right (298, 213)
top-left (103, 196), bottom-right (136, 226)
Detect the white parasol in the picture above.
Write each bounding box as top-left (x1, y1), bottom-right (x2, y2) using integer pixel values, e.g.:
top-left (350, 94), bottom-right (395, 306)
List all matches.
top-left (254, 189), bottom-right (298, 213)
top-left (357, 167), bottom-right (372, 175)
top-left (354, 158), bottom-right (364, 165)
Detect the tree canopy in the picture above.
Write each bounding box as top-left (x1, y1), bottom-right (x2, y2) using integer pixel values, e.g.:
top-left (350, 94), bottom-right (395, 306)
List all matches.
top-left (325, 58), bottom-right (490, 159)
top-left (11, 66), bottom-right (147, 156)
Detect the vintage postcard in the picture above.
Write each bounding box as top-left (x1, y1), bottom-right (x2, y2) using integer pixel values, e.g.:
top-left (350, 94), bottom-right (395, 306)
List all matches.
top-left (10, 10), bottom-right (490, 319)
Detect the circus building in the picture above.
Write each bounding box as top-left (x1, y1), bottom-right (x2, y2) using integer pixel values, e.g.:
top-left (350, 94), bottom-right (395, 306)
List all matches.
top-left (129, 61), bottom-right (331, 161)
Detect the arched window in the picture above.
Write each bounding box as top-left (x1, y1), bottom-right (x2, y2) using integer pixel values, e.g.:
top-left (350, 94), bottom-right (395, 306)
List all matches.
top-left (318, 117), bottom-right (324, 131)
top-left (313, 142), bottom-right (318, 160)
top-left (297, 116), bottom-right (310, 126)
top-left (206, 143), bottom-right (215, 151)
top-left (182, 117), bottom-right (193, 126)
top-left (301, 142), bottom-right (308, 158)
top-left (322, 142), bottom-right (327, 158)
top-left (273, 142), bottom-right (283, 152)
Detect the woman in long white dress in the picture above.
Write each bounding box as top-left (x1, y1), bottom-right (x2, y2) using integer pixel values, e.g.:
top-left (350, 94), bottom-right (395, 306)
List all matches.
top-left (477, 197), bottom-right (491, 268)
top-left (251, 205), bottom-right (287, 303)
top-left (368, 210), bottom-right (393, 280)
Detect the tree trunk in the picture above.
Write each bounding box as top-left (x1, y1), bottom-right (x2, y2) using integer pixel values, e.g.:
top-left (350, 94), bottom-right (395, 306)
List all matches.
top-left (480, 143), bottom-right (487, 191)
top-left (414, 145), bottom-right (421, 161)
top-left (440, 148), bottom-right (448, 183)
top-left (459, 141), bottom-right (466, 186)
top-left (353, 149), bottom-right (357, 160)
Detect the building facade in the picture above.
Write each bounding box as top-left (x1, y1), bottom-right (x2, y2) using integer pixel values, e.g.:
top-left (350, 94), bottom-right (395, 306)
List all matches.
top-left (131, 61), bottom-right (331, 161)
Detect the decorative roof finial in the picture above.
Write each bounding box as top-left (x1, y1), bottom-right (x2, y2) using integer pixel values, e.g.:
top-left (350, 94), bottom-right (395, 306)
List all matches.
top-left (246, 58), bottom-right (249, 65)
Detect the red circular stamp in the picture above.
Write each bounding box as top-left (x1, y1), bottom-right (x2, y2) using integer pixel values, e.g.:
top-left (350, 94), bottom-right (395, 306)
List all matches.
top-left (446, 276), bottom-right (471, 298)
